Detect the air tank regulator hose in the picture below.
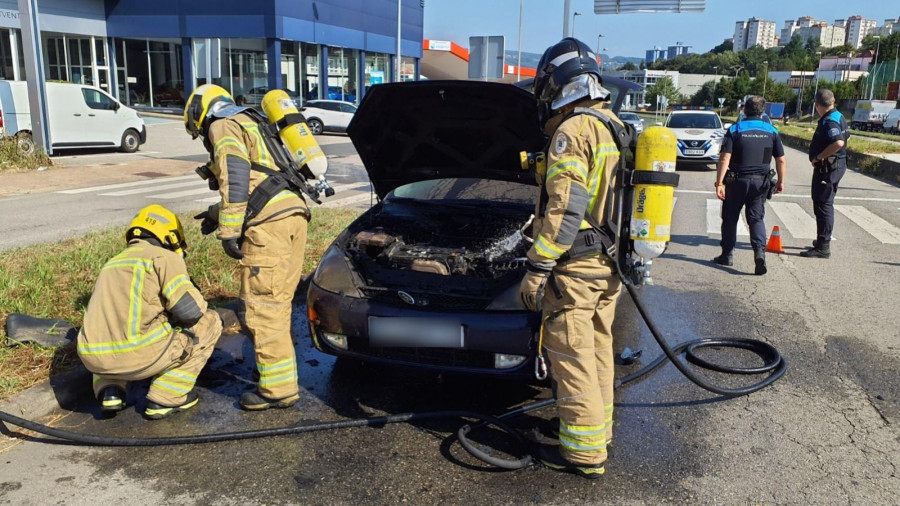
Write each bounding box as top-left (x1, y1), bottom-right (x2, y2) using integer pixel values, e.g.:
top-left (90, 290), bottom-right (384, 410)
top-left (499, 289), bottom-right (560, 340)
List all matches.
top-left (0, 276), bottom-right (785, 471)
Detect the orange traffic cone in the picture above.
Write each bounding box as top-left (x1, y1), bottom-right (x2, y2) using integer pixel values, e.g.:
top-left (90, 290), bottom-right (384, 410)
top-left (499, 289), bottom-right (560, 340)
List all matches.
top-left (765, 226), bottom-right (785, 254)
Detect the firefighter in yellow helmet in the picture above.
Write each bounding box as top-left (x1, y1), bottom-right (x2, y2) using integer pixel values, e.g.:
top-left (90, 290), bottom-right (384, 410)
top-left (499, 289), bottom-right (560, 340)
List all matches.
top-left (519, 38), bottom-right (624, 479)
top-left (184, 84), bottom-right (308, 411)
top-left (77, 205), bottom-right (223, 419)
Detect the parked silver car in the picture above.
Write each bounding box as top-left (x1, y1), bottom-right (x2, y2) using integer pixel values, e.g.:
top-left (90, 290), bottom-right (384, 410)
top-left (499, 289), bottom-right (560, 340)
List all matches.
top-left (617, 111), bottom-right (644, 135)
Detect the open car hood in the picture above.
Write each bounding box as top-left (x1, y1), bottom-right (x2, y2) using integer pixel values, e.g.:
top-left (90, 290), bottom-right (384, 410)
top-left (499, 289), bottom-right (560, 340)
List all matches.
top-left (347, 81), bottom-right (547, 199)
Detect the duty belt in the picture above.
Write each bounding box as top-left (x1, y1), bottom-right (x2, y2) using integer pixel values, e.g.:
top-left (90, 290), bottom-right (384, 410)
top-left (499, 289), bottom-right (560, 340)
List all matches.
top-left (735, 172), bottom-right (768, 180)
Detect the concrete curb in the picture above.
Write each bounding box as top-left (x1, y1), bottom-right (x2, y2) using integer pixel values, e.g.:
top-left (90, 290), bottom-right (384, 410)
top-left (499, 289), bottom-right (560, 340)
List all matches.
top-left (0, 366), bottom-right (91, 422)
top-left (779, 132), bottom-right (900, 187)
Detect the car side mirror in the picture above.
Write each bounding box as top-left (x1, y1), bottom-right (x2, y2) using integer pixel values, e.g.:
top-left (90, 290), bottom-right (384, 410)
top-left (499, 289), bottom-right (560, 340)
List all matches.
top-left (722, 122), bottom-right (732, 129)
top-left (113, 102), bottom-right (120, 111)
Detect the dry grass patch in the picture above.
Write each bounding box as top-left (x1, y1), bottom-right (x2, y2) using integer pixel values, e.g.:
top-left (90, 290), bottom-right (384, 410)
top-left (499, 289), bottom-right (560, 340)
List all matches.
top-left (0, 138), bottom-right (52, 172)
top-left (0, 207), bottom-right (362, 399)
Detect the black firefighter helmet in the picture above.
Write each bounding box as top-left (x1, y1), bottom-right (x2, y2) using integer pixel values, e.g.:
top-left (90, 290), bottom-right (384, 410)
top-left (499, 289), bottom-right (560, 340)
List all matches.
top-left (533, 38), bottom-right (609, 125)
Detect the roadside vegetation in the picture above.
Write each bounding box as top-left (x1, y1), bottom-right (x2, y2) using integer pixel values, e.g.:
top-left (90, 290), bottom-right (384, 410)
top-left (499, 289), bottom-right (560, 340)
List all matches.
top-left (0, 208), bottom-right (362, 399)
top-left (0, 137), bottom-right (51, 172)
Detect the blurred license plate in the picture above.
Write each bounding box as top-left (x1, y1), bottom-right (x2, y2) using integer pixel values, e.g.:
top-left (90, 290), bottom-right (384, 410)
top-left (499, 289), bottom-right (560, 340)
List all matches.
top-left (685, 149), bottom-right (705, 155)
top-left (368, 317), bottom-right (464, 348)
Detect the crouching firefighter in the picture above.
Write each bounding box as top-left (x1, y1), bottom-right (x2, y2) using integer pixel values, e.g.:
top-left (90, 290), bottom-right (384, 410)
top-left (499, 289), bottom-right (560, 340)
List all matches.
top-left (185, 84), bottom-right (316, 411)
top-left (518, 37), bottom-right (633, 479)
top-left (77, 205), bottom-right (223, 419)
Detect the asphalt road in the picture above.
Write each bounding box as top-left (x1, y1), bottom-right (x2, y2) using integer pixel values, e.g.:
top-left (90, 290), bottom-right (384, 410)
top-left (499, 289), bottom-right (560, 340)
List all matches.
top-left (1, 131), bottom-right (899, 504)
top-left (0, 120), bottom-right (372, 251)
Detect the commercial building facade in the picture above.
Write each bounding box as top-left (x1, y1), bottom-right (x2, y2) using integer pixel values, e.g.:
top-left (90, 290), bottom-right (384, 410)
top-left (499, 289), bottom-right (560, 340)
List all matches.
top-left (1, 0), bottom-right (424, 110)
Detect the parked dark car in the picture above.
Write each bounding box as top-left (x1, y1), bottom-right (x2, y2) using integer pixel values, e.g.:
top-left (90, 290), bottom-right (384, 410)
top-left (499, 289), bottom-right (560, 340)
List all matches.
top-left (307, 78), bottom-right (637, 378)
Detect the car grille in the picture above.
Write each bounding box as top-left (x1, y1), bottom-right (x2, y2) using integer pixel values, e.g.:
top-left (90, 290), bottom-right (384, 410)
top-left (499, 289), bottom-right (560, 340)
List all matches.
top-left (360, 287), bottom-right (492, 311)
top-left (352, 345), bottom-right (496, 369)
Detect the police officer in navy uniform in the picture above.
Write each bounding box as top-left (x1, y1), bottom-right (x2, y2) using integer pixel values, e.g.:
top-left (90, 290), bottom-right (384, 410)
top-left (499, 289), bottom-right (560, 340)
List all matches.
top-left (713, 96), bottom-right (786, 275)
top-left (800, 89), bottom-right (848, 259)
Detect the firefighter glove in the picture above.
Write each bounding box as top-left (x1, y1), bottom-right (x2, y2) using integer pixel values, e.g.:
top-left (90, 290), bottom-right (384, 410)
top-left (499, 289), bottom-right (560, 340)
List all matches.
top-left (193, 206), bottom-right (218, 236)
top-left (519, 259), bottom-right (555, 312)
top-left (222, 238), bottom-right (243, 260)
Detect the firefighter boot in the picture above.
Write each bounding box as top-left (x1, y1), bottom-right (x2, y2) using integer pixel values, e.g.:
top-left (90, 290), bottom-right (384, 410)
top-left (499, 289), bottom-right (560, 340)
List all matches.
top-left (535, 444), bottom-right (605, 480)
top-left (145, 391), bottom-right (200, 420)
top-left (754, 249), bottom-right (767, 276)
top-left (239, 391), bottom-right (300, 411)
top-left (99, 386), bottom-right (126, 413)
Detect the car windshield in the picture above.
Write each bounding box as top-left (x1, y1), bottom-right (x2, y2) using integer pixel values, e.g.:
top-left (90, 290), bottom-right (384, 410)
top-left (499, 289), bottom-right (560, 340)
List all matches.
top-left (667, 113), bottom-right (722, 129)
top-left (738, 113), bottom-right (771, 124)
top-left (387, 178), bottom-right (537, 206)
top-left (618, 112), bottom-right (639, 121)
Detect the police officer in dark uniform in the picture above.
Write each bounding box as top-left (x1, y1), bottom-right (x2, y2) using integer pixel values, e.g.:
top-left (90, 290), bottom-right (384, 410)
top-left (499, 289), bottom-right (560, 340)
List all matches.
top-left (800, 89), bottom-right (849, 259)
top-left (713, 96), bottom-right (786, 275)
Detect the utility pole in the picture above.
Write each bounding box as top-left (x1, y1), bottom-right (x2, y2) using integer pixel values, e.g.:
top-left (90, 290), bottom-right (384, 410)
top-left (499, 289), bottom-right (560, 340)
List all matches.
top-left (517, 0), bottom-right (523, 81)
top-left (869, 35), bottom-right (881, 100)
top-left (396, 0), bottom-right (402, 82)
top-left (812, 52), bottom-right (821, 115)
top-left (762, 60), bottom-right (768, 99)
top-left (712, 66), bottom-right (717, 108)
top-left (563, 0), bottom-right (571, 39)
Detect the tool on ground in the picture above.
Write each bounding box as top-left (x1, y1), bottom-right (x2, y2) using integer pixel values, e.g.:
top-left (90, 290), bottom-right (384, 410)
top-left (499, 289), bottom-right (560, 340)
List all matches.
top-left (766, 225), bottom-right (785, 253)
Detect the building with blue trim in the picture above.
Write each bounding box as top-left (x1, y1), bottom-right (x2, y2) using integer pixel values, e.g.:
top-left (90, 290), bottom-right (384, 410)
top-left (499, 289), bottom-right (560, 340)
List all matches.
top-left (0, 0), bottom-right (424, 110)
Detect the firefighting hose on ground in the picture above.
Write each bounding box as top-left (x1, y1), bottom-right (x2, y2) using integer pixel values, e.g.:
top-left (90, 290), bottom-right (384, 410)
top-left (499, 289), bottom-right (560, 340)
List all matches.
top-left (0, 124), bottom-right (785, 471)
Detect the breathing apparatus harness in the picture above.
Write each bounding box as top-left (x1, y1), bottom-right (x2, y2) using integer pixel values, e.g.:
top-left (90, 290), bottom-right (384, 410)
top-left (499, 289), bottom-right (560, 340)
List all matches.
top-left (0, 111), bottom-right (786, 474)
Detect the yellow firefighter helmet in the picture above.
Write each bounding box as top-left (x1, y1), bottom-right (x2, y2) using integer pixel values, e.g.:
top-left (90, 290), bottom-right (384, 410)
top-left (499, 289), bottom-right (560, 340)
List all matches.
top-left (126, 205), bottom-right (187, 256)
top-left (184, 84), bottom-right (234, 139)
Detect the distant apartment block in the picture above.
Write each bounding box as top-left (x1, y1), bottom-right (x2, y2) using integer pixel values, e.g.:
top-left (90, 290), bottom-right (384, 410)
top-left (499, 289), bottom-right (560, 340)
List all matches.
top-left (780, 16), bottom-right (824, 45)
top-left (873, 18), bottom-right (899, 37)
top-left (667, 42), bottom-right (691, 60)
top-left (734, 17), bottom-right (777, 50)
top-left (645, 47), bottom-right (666, 64)
top-left (845, 15), bottom-right (876, 48)
top-left (795, 24), bottom-right (847, 49)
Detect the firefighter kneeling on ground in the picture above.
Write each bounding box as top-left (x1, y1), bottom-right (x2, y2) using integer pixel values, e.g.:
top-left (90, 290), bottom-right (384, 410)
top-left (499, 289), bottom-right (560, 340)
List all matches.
top-left (519, 37), bottom-right (624, 479)
top-left (184, 84), bottom-right (308, 411)
top-left (77, 205), bottom-right (223, 419)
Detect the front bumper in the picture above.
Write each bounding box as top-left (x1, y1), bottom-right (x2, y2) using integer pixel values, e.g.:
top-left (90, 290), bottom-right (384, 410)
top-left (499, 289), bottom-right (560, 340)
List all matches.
top-left (307, 281), bottom-right (541, 379)
top-left (676, 139), bottom-right (719, 164)
top-left (139, 125), bottom-right (147, 144)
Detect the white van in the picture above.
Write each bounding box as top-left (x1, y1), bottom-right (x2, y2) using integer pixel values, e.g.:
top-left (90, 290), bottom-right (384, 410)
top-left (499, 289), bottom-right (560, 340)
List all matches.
top-left (884, 109), bottom-right (900, 135)
top-left (0, 80), bottom-right (146, 154)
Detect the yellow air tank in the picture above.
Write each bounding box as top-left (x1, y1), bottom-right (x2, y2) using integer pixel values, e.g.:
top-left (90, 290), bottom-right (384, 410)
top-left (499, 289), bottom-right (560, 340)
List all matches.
top-left (630, 125), bottom-right (678, 259)
top-left (260, 90), bottom-right (328, 179)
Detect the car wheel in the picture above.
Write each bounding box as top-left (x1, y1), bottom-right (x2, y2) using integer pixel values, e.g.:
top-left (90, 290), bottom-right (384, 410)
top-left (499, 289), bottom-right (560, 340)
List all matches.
top-left (120, 129), bottom-right (141, 153)
top-left (15, 132), bottom-right (36, 156)
top-left (307, 118), bottom-right (324, 135)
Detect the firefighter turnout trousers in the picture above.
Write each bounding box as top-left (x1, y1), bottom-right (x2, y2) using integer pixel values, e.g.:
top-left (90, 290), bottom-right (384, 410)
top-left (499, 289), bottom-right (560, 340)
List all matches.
top-left (541, 255), bottom-right (621, 467)
top-left (239, 213), bottom-right (307, 399)
top-left (88, 311), bottom-right (222, 406)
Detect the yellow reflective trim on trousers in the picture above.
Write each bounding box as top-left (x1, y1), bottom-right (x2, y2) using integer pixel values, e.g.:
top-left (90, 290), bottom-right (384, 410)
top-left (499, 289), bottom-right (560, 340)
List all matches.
top-left (77, 322), bottom-right (173, 355)
top-left (534, 235), bottom-right (564, 260)
top-left (151, 379), bottom-right (191, 395)
top-left (260, 371), bottom-right (298, 388)
top-left (258, 358), bottom-right (295, 372)
top-left (215, 136), bottom-right (248, 156)
top-left (560, 434), bottom-right (607, 451)
top-left (159, 369), bottom-right (197, 382)
top-left (560, 422), bottom-right (607, 437)
top-left (219, 212), bottom-right (244, 226)
top-left (547, 157), bottom-right (588, 182)
top-left (162, 274), bottom-right (191, 300)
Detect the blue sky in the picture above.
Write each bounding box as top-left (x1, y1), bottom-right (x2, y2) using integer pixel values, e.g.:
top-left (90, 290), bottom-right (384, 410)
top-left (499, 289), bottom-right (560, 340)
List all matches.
top-left (423, 1), bottom-right (899, 59)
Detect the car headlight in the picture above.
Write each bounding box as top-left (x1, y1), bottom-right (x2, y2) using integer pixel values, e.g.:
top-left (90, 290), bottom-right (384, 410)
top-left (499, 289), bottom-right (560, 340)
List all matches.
top-left (311, 245), bottom-right (361, 297)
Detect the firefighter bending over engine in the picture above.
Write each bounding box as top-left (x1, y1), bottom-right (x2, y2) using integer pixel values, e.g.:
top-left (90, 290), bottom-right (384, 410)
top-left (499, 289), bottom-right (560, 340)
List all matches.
top-left (518, 38), bottom-right (625, 479)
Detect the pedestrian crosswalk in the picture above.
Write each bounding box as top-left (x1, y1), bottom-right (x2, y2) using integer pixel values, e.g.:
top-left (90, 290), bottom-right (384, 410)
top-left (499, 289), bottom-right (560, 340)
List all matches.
top-left (57, 176), bottom-right (900, 245)
top-left (56, 174), bottom-right (375, 209)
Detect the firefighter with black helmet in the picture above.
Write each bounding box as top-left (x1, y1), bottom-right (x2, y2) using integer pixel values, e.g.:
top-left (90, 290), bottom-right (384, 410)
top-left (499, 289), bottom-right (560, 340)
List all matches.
top-left (519, 37), bottom-right (624, 479)
top-left (184, 84), bottom-right (308, 411)
top-left (77, 205), bottom-right (223, 419)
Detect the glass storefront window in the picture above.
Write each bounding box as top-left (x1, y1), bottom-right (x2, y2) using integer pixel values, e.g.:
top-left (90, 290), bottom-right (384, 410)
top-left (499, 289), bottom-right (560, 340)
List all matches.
top-left (365, 52), bottom-right (389, 93)
top-left (120, 38), bottom-right (183, 108)
top-left (300, 42), bottom-right (319, 102)
top-left (0, 29), bottom-right (15, 80)
top-left (327, 46), bottom-right (357, 103)
top-left (400, 56), bottom-right (415, 82)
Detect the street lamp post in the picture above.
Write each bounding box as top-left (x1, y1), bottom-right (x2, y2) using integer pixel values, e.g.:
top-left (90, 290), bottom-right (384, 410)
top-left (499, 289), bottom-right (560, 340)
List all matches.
top-left (516, 0), bottom-right (523, 81)
top-left (596, 34), bottom-right (603, 56)
top-left (869, 35), bottom-right (881, 100)
top-left (712, 65), bottom-right (717, 108)
top-left (572, 11), bottom-right (582, 37)
top-left (893, 44), bottom-right (899, 86)
top-left (762, 60), bottom-right (768, 99)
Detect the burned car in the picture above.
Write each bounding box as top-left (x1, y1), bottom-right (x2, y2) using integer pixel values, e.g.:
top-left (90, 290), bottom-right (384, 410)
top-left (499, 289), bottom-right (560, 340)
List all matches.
top-left (307, 78), bottom-right (637, 378)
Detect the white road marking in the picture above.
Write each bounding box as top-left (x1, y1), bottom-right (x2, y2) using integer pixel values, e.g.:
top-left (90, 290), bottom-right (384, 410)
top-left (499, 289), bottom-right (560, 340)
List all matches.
top-left (57, 175), bottom-right (195, 194)
top-left (835, 206), bottom-right (900, 244)
top-left (100, 180), bottom-right (204, 197)
top-left (677, 189), bottom-right (900, 203)
top-left (152, 187), bottom-right (217, 199)
top-left (768, 202), bottom-right (818, 239)
top-left (191, 182), bottom-right (372, 206)
top-left (706, 199), bottom-right (749, 236)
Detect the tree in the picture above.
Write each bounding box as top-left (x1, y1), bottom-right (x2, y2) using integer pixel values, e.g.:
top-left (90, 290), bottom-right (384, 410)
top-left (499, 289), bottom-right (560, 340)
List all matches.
top-left (639, 59), bottom-right (646, 70)
top-left (710, 40), bottom-right (733, 54)
top-left (689, 80), bottom-right (717, 107)
top-left (805, 37), bottom-right (823, 58)
top-left (645, 76), bottom-right (679, 109)
top-left (617, 61), bottom-right (638, 71)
